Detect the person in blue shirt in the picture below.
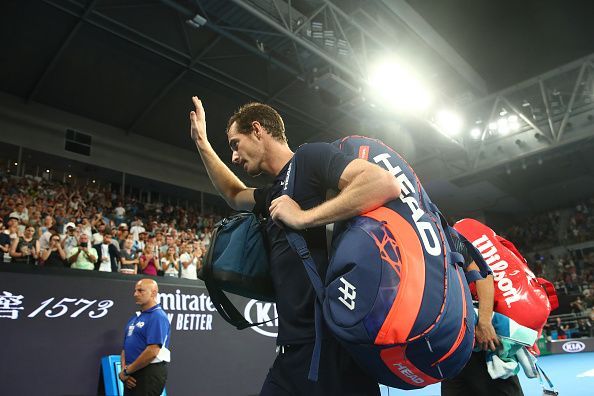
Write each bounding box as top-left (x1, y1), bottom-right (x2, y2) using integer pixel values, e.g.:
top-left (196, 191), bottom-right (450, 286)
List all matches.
top-left (119, 279), bottom-right (171, 396)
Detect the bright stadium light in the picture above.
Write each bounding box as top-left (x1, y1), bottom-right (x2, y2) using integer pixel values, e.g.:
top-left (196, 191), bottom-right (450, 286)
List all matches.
top-left (508, 114), bottom-right (520, 131)
top-left (368, 60), bottom-right (432, 112)
top-left (497, 117), bottom-right (510, 135)
top-left (470, 127), bottom-right (482, 140)
top-left (436, 110), bottom-right (463, 136)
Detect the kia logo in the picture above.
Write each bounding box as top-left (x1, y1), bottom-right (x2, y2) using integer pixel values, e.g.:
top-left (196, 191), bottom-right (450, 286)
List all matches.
top-left (244, 300), bottom-right (278, 338)
top-left (562, 341), bottom-right (585, 353)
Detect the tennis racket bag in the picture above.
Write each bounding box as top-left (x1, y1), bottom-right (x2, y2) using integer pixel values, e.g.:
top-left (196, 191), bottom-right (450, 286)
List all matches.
top-left (283, 135), bottom-right (491, 389)
top-left (453, 218), bottom-right (558, 337)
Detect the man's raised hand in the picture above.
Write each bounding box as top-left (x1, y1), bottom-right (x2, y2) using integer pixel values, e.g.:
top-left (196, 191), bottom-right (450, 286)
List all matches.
top-left (190, 96), bottom-right (207, 144)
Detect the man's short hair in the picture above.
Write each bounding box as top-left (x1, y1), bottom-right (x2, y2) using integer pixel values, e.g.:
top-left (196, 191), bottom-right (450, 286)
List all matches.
top-left (226, 102), bottom-right (287, 144)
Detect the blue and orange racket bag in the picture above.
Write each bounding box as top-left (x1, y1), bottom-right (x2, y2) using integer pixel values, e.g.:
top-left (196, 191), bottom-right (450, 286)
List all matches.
top-left (284, 136), bottom-right (490, 389)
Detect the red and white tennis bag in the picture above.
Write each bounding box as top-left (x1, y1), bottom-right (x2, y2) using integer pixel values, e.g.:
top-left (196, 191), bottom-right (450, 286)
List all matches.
top-left (453, 218), bottom-right (558, 337)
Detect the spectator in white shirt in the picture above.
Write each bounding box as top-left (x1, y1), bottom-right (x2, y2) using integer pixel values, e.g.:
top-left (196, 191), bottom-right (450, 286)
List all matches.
top-left (61, 222), bottom-right (79, 253)
top-left (180, 243), bottom-right (198, 280)
top-left (161, 246), bottom-right (179, 278)
top-left (114, 202), bottom-right (126, 226)
top-left (130, 219), bottom-right (146, 242)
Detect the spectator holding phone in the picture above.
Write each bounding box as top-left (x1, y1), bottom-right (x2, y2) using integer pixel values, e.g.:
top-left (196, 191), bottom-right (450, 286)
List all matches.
top-left (41, 233), bottom-right (67, 267)
top-left (68, 233), bottom-right (97, 270)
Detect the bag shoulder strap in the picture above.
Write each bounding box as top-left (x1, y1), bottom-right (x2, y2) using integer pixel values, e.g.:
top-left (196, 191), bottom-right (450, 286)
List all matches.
top-left (431, 207), bottom-right (491, 283)
top-left (282, 156), bottom-right (324, 381)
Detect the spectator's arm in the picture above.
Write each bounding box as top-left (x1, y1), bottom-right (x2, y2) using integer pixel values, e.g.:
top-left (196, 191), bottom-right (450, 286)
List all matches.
top-left (0, 242), bottom-right (9, 253)
top-left (84, 249), bottom-right (97, 263)
top-left (68, 248), bottom-right (81, 264)
top-left (41, 247), bottom-right (52, 261)
top-left (180, 255), bottom-right (190, 269)
top-left (139, 256), bottom-right (148, 270)
top-left (9, 238), bottom-right (20, 258)
top-left (56, 244), bottom-right (67, 260)
top-left (33, 240), bottom-right (40, 259)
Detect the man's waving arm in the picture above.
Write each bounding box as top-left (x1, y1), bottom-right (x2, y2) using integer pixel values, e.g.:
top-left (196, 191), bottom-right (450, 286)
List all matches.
top-left (190, 96), bottom-right (255, 211)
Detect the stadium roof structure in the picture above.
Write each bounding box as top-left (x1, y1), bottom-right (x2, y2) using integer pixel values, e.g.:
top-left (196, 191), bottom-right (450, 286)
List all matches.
top-left (2, 0), bottom-right (594, 216)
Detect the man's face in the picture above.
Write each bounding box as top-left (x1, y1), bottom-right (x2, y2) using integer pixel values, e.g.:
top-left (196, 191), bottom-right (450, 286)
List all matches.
top-left (228, 122), bottom-right (264, 176)
top-left (79, 235), bottom-right (89, 245)
top-left (134, 281), bottom-right (154, 306)
top-left (103, 234), bottom-right (111, 244)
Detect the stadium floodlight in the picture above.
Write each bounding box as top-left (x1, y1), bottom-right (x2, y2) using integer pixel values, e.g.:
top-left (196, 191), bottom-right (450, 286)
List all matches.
top-left (436, 110), bottom-right (463, 136)
top-left (470, 127), bottom-right (482, 140)
top-left (508, 114), bottom-right (520, 131)
top-left (186, 13), bottom-right (207, 29)
top-left (367, 59), bottom-right (432, 112)
top-left (497, 117), bottom-right (510, 135)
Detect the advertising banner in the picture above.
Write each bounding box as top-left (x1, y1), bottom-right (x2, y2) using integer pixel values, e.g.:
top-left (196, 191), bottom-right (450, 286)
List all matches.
top-left (0, 269), bottom-right (277, 395)
top-left (548, 338), bottom-right (594, 355)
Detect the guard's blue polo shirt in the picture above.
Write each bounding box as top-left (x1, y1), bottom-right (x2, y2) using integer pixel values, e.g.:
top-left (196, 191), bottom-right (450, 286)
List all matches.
top-left (123, 304), bottom-right (171, 365)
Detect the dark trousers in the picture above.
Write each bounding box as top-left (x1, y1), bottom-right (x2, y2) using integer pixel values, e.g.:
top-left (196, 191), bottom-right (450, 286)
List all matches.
top-left (441, 351), bottom-right (524, 396)
top-left (123, 362), bottom-right (168, 396)
top-left (259, 337), bottom-right (380, 396)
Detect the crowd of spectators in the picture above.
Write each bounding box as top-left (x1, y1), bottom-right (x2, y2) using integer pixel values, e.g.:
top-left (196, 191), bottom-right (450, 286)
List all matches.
top-left (566, 198), bottom-right (594, 243)
top-left (528, 250), bottom-right (594, 296)
top-left (501, 211), bottom-right (560, 252)
top-left (500, 197), bottom-right (594, 252)
top-left (0, 174), bottom-right (224, 280)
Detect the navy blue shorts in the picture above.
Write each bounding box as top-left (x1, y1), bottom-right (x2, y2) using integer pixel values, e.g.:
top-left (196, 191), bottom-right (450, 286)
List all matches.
top-left (259, 337), bottom-right (380, 396)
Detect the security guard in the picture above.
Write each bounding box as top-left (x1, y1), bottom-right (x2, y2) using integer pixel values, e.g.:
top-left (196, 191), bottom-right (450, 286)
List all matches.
top-left (120, 279), bottom-right (171, 396)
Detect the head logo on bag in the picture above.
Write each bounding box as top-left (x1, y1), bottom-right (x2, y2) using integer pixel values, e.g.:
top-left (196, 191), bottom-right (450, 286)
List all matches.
top-left (243, 299), bottom-right (278, 338)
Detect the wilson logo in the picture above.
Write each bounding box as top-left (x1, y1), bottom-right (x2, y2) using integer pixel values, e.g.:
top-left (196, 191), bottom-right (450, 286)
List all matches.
top-left (562, 341), bottom-right (585, 353)
top-left (472, 234), bottom-right (521, 308)
top-left (338, 277), bottom-right (356, 310)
